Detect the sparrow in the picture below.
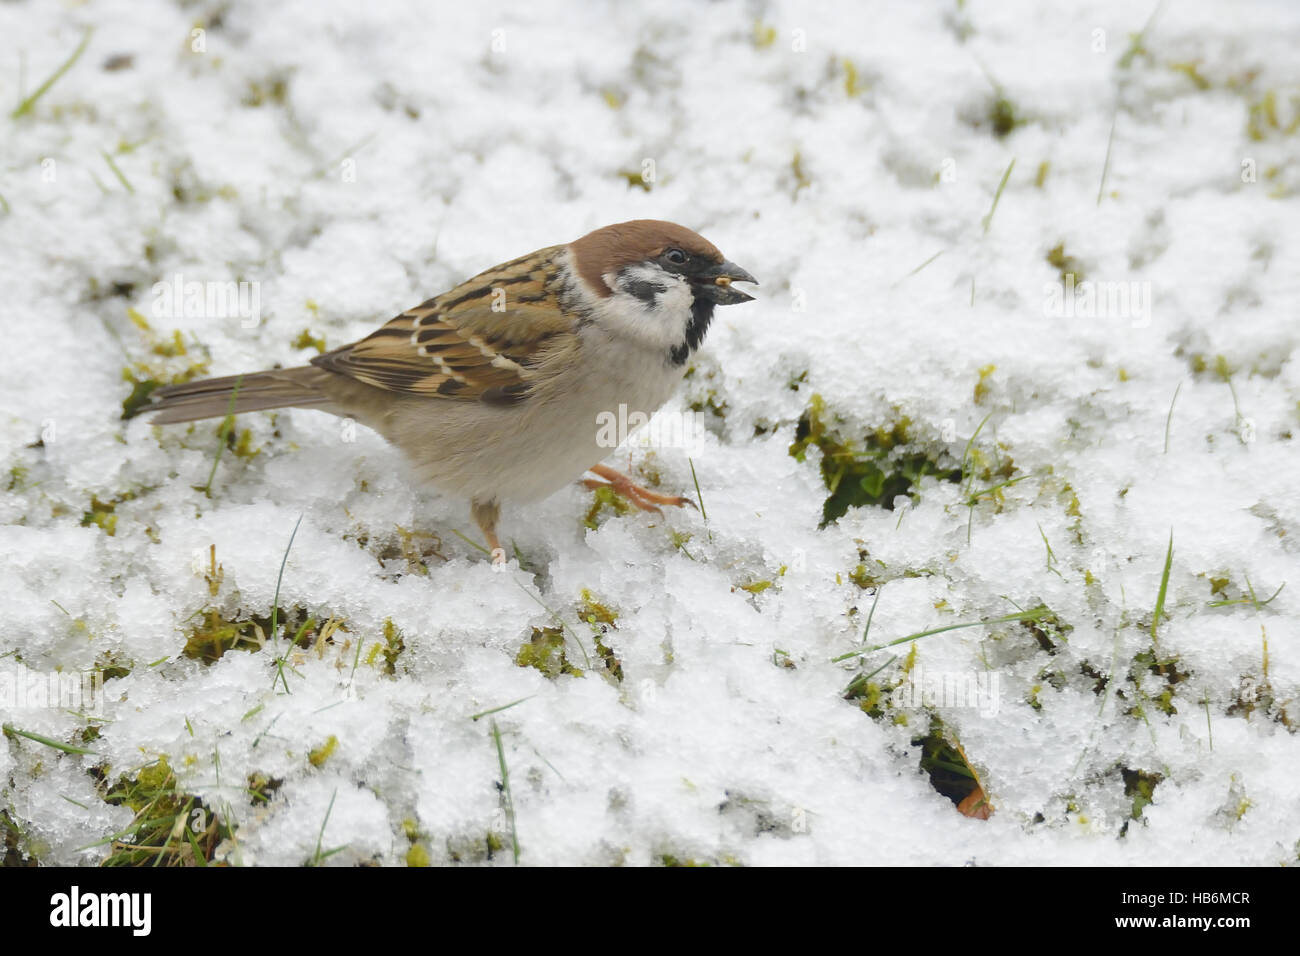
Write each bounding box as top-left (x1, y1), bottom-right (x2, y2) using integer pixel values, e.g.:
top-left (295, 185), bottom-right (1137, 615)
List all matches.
top-left (148, 220), bottom-right (757, 554)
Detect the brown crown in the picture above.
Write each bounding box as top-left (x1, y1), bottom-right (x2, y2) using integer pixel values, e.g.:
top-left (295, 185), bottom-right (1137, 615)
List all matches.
top-left (569, 220), bottom-right (724, 296)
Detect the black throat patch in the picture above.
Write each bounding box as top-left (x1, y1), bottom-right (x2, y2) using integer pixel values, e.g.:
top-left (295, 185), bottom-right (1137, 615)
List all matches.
top-left (668, 297), bottom-right (715, 366)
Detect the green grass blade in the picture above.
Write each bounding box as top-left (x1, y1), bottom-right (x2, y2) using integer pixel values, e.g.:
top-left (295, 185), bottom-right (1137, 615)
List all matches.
top-left (832, 605), bottom-right (1052, 663)
top-left (202, 374), bottom-right (243, 496)
top-left (688, 458), bottom-right (708, 522)
top-left (309, 789), bottom-right (339, 866)
top-left (450, 527), bottom-right (491, 556)
top-left (961, 412), bottom-right (993, 493)
top-left (101, 150), bottom-right (134, 193)
top-left (2, 723), bottom-right (96, 755)
top-left (981, 158), bottom-right (1016, 233)
top-left (270, 514), bottom-right (305, 692)
top-left (1096, 102), bottom-right (1118, 205)
top-left (11, 27), bottom-right (93, 119)
top-left (1163, 381), bottom-right (1181, 453)
top-left (1150, 531), bottom-right (1174, 646)
top-left (470, 696), bottom-right (535, 722)
top-left (860, 582), bottom-right (883, 644)
top-left (892, 250), bottom-right (944, 288)
top-left (491, 720), bottom-right (520, 864)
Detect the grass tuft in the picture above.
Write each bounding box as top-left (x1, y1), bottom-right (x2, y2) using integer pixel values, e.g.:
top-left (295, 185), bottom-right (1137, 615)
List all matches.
top-left (789, 394), bottom-right (960, 526)
top-left (93, 756), bottom-right (231, 866)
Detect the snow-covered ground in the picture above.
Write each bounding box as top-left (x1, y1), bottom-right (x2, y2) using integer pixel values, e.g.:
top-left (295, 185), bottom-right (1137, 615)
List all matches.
top-left (2, 0), bottom-right (1298, 866)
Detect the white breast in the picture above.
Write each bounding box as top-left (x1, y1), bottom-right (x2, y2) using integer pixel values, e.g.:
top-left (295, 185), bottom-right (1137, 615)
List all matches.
top-left (385, 288), bottom-right (690, 506)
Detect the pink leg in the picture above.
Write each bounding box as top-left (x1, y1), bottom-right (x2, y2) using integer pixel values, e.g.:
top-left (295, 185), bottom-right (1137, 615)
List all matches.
top-left (583, 464), bottom-right (697, 514)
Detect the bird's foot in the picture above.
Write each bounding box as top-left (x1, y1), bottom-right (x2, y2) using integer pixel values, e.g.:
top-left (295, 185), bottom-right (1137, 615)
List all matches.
top-left (583, 464), bottom-right (697, 515)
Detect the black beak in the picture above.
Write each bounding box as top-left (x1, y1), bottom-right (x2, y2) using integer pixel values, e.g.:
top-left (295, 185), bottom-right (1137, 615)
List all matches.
top-left (694, 260), bottom-right (758, 305)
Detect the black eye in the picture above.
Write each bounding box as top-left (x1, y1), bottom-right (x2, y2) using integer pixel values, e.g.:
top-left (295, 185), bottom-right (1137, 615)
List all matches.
top-left (665, 248), bottom-right (687, 265)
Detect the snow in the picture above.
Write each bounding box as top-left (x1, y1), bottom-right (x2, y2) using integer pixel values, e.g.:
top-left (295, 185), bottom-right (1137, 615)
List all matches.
top-left (1, 0), bottom-right (1298, 865)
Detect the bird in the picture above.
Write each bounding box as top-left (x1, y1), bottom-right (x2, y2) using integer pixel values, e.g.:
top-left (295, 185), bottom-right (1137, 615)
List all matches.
top-left (148, 219), bottom-right (757, 555)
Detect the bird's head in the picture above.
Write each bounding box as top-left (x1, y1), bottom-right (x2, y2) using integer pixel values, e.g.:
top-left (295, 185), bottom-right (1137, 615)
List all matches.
top-left (568, 219), bottom-right (757, 365)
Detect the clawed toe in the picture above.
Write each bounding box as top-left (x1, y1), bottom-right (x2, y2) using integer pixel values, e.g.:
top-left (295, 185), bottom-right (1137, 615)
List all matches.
top-left (583, 465), bottom-right (697, 516)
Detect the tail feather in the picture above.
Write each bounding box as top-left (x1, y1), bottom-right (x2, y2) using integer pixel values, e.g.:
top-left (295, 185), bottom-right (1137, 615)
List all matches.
top-left (148, 368), bottom-right (332, 424)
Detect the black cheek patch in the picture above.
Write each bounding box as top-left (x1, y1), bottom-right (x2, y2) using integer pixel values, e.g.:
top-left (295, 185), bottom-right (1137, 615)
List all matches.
top-left (624, 277), bottom-right (668, 304)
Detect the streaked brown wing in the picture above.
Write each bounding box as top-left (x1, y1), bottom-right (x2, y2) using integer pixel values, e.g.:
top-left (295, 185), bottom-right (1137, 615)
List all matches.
top-left (311, 245), bottom-right (575, 403)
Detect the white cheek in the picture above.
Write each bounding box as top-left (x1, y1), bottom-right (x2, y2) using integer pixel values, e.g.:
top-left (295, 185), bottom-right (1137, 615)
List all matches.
top-left (598, 266), bottom-right (692, 352)
top-left (652, 277), bottom-right (695, 315)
